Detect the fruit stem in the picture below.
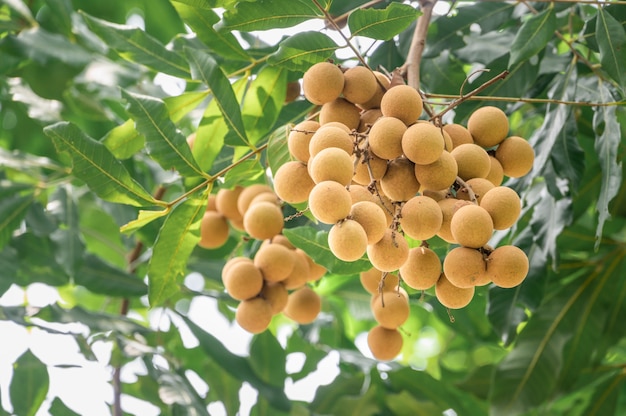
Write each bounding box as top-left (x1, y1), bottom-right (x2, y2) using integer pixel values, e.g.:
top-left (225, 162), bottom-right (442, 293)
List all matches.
top-left (455, 176), bottom-right (478, 205)
top-left (401, 0), bottom-right (437, 90)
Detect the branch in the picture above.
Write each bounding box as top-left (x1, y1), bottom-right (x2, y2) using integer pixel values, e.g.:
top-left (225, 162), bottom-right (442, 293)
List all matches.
top-left (423, 93), bottom-right (625, 108)
top-left (401, 0), bottom-right (437, 90)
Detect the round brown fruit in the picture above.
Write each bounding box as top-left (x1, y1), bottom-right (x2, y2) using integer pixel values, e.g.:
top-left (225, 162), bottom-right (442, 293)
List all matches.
top-left (236, 297), bottom-right (273, 333)
top-left (414, 150), bottom-right (458, 191)
top-left (442, 247), bottom-right (489, 288)
top-left (359, 71), bottom-right (391, 110)
top-left (357, 108), bottom-right (383, 133)
top-left (451, 143), bottom-right (491, 180)
top-left (260, 282), bottom-right (289, 314)
top-left (467, 106), bottom-right (509, 148)
top-left (308, 181), bottom-right (352, 224)
top-left (284, 286), bottom-right (321, 324)
top-left (371, 289), bottom-right (410, 329)
top-left (495, 136), bottom-right (535, 178)
top-left (288, 120), bottom-right (320, 163)
top-left (367, 325), bottom-right (403, 361)
top-left (367, 229), bottom-right (410, 272)
top-left (479, 186), bottom-right (521, 230)
top-left (199, 211), bottom-right (229, 249)
top-left (308, 125), bottom-right (354, 158)
top-left (328, 219), bottom-right (368, 262)
top-left (308, 147), bottom-right (354, 185)
top-left (400, 195), bottom-right (443, 241)
top-left (486, 245), bottom-right (529, 288)
top-left (380, 157), bottom-right (421, 202)
top-left (222, 260), bottom-right (264, 301)
top-left (215, 186), bottom-right (244, 221)
top-left (368, 116), bottom-right (407, 160)
top-left (243, 201), bottom-right (284, 240)
top-left (342, 66), bottom-right (377, 105)
top-left (457, 177), bottom-right (495, 205)
top-left (443, 123), bottom-right (473, 149)
top-left (401, 122), bottom-right (445, 166)
top-left (399, 247), bottom-right (441, 290)
top-left (435, 273), bottom-right (475, 309)
top-left (237, 184), bottom-right (274, 216)
top-left (380, 85), bottom-right (423, 126)
top-left (305, 255), bottom-right (327, 282)
top-left (360, 268), bottom-right (400, 294)
top-left (352, 151), bottom-right (388, 185)
top-left (450, 204), bottom-right (493, 248)
top-left (350, 201), bottom-right (388, 245)
top-left (319, 98), bottom-right (361, 131)
top-left (486, 156), bottom-right (504, 186)
top-left (436, 198), bottom-right (468, 243)
top-left (302, 62), bottom-right (344, 105)
top-left (254, 243), bottom-right (295, 282)
top-left (282, 249), bottom-right (311, 290)
top-left (349, 184), bottom-right (378, 205)
top-left (273, 161), bottom-right (315, 204)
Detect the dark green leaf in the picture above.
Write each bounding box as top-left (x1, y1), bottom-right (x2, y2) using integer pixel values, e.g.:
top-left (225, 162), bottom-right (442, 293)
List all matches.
top-left (12, 233), bottom-right (69, 287)
top-left (250, 331), bottom-right (287, 389)
top-left (348, 3), bottom-right (420, 41)
top-left (9, 349), bottom-right (49, 416)
top-left (48, 397), bottom-right (80, 416)
top-left (0, 192), bottom-right (34, 251)
top-left (78, 197), bottom-right (128, 268)
top-left (217, 0), bottom-right (320, 32)
top-left (508, 6), bottom-right (556, 68)
top-left (10, 27), bottom-right (91, 66)
top-left (122, 90), bottom-right (205, 178)
top-left (242, 65), bottom-right (287, 144)
top-left (101, 119), bottom-right (145, 160)
top-left (75, 255), bottom-right (146, 297)
top-left (44, 122), bottom-right (162, 208)
top-left (550, 108), bottom-right (585, 193)
top-left (420, 50), bottom-right (468, 95)
top-left (368, 39), bottom-right (404, 73)
top-left (596, 8), bottom-right (626, 92)
top-left (48, 186), bottom-right (85, 277)
top-left (35, 304), bottom-right (148, 335)
top-left (3, 0), bottom-right (36, 25)
top-left (0, 247), bottom-right (19, 297)
top-left (268, 32), bottom-right (338, 72)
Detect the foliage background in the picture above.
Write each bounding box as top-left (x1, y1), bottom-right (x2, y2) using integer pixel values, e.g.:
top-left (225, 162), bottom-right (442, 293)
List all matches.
top-left (0, 0), bottom-right (625, 415)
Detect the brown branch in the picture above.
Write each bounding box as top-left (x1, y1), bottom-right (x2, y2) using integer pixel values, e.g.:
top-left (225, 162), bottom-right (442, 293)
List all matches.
top-left (401, 0), bottom-right (437, 90)
top-left (423, 93), bottom-right (625, 108)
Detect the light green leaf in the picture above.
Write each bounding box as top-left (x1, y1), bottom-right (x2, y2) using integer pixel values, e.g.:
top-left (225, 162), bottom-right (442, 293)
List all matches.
top-left (48, 398), bottom-right (80, 416)
top-left (122, 90), bottom-right (205, 178)
top-left (12, 27), bottom-right (91, 66)
top-left (222, 159), bottom-right (264, 188)
top-left (101, 119), bottom-right (145, 160)
top-left (217, 0), bottom-right (321, 32)
top-left (0, 192), bottom-right (34, 251)
top-left (10, 349), bottom-right (49, 416)
top-left (268, 32), bottom-right (338, 72)
top-left (348, 3), bottom-right (421, 41)
top-left (164, 90), bottom-right (210, 123)
top-left (267, 125), bottom-right (292, 177)
top-left (3, 0), bottom-right (36, 25)
top-left (120, 208), bottom-right (170, 234)
top-left (242, 65), bottom-right (287, 145)
top-left (81, 12), bottom-right (190, 78)
top-left (48, 186), bottom-right (85, 278)
top-left (508, 6), bottom-right (556, 68)
top-left (596, 7), bottom-right (626, 92)
top-left (249, 332), bottom-right (287, 389)
top-left (148, 197), bottom-right (205, 306)
top-left (44, 122), bottom-right (162, 208)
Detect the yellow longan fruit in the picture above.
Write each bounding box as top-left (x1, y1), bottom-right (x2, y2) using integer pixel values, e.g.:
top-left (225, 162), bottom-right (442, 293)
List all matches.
top-left (350, 201), bottom-right (388, 244)
top-left (288, 120), bottom-right (320, 163)
top-left (199, 211), bottom-right (229, 249)
top-left (442, 129), bottom-right (454, 152)
top-left (357, 108), bottom-right (383, 133)
top-left (308, 125), bottom-right (354, 158)
top-left (436, 198), bottom-right (468, 243)
top-left (222, 257), bottom-right (252, 279)
top-left (319, 98), bottom-right (361, 130)
top-left (215, 186), bottom-right (244, 221)
top-left (495, 136), bottom-right (535, 178)
top-left (349, 184), bottom-right (378, 205)
top-left (243, 201), bottom-right (284, 240)
top-left (451, 143), bottom-right (491, 180)
top-left (422, 189), bottom-right (450, 202)
top-left (321, 121), bottom-right (351, 133)
top-left (367, 325), bottom-right (403, 361)
top-left (399, 246), bottom-right (441, 290)
top-left (265, 234), bottom-right (295, 250)
top-left (284, 286), bottom-right (321, 324)
top-left (302, 62), bottom-right (344, 105)
top-left (272, 161), bottom-right (315, 204)
top-left (402, 123), bottom-right (445, 165)
top-left (260, 282), bottom-right (289, 314)
top-left (305, 255), bottom-right (327, 282)
top-left (308, 181), bottom-right (352, 224)
top-left (486, 245), bottom-right (529, 288)
top-left (254, 243), bottom-right (295, 282)
top-left (222, 261), bottom-right (264, 301)
top-left (479, 186), bottom-right (521, 230)
top-left (400, 195), bottom-right (443, 240)
top-left (486, 156), bottom-right (504, 186)
top-left (236, 297), bottom-right (273, 333)
top-left (371, 289), bottom-right (410, 329)
top-left (342, 66), bottom-right (378, 105)
top-left (308, 147), bottom-right (354, 185)
top-left (368, 116), bottom-right (407, 160)
top-left (282, 249), bottom-right (311, 290)
top-left (249, 192), bottom-right (280, 207)
top-left (443, 247), bottom-right (489, 288)
top-left (367, 229), bottom-right (409, 272)
top-left (457, 177), bottom-right (495, 204)
top-left (467, 106), bottom-right (509, 148)
top-left (380, 85), bottom-right (423, 126)
top-left (380, 157), bottom-right (420, 202)
top-left (435, 273), bottom-right (475, 309)
top-left (360, 268), bottom-right (400, 294)
top-left (359, 71), bottom-right (391, 110)
top-left (450, 204), bottom-right (493, 248)
top-left (328, 219), bottom-right (368, 262)
top-left (443, 123), bottom-right (473, 148)
top-left (206, 193), bottom-right (218, 212)
top-left (237, 184), bottom-right (274, 216)
top-left (352, 152), bottom-right (388, 185)
top-left (414, 150), bottom-right (458, 191)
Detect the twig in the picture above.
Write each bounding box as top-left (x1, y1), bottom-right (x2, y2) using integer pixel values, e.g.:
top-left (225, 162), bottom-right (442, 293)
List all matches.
top-left (423, 94), bottom-right (625, 108)
top-left (401, 0), bottom-right (438, 90)
top-left (455, 176), bottom-right (477, 204)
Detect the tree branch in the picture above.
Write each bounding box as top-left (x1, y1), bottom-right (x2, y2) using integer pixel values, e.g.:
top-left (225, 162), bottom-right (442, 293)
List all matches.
top-left (401, 0), bottom-right (437, 90)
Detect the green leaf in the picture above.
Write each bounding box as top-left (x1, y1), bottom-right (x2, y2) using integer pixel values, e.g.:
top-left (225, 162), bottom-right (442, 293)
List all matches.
top-left (48, 397), bottom-right (80, 416)
top-left (75, 255), bottom-right (146, 297)
top-left (222, 159), bottom-right (264, 188)
top-left (11, 233), bottom-right (69, 287)
top-left (35, 304), bottom-right (148, 335)
top-left (120, 208), bottom-right (170, 234)
top-left (122, 90), bottom-right (205, 178)
top-left (10, 349), bottom-right (49, 416)
top-left (44, 122), bottom-right (162, 208)
top-left (268, 32), bottom-right (338, 72)
top-left (242, 65), bottom-right (287, 145)
top-left (185, 47), bottom-right (250, 147)
top-left (267, 125), bottom-right (292, 177)
top-left (0, 192), bottom-right (34, 251)
top-left (250, 331), bottom-right (287, 389)
top-left (164, 90), bottom-right (210, 123)
top-left (508, 5), bottom-right (556, 68)
top-left (3, 0), bottom-right (36, 25)
top-left (217, 0), bottom-right (320, 32)
top-left (10, 27), bottom-right (91, 66)
top-left (147, 197), bottom-right (205, 306)
top-left (348, 3), bottom-right (420, 41)
top-left (596, 8), bottom-right (626, 92)
top-left (101, 119), bottom-right (145, 160)
top-left (0, 247), bottom-right (18, 297)
top-left (78, 198), bottom-right (127, 268)
top-left (283, 226), bottom-right (372, 275)
top-left (80, 12), bottom-right (191, 79)
top-left (550, 108), bottom-right (585, 193)
top-left (42, 0), bottom-right (73, 36)
top-left (48, 186), bottom-right (85, 278)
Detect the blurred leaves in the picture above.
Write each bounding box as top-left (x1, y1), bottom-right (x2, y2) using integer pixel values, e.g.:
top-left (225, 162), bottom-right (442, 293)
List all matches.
top-left (348, 3), bottom-right (421, 41)
top-left (10, 350), bottom-right (49, 416)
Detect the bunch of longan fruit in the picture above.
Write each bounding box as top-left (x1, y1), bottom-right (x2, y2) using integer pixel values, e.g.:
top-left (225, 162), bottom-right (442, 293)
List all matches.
top-left (270, 61), bottom-right (535, 360)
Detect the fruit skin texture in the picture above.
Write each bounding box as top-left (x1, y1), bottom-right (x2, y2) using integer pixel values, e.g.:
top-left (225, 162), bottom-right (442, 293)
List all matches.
top-left (199, 211), bottom-right (229, 249)
top-left (359, 71), bottom-right (391, 110)
top-left (308, 181), bottom-right (352, 224)
top-left (273, 161), bottom-right (315, 204)
top-left (237, 184), bottom-right (274, 216)
top-left (437, 198), bottom-right (469, 243)
top-left (451, 143), bottom-right (491, 180)
top-left (368, 116), bottom-right (407, 160)
top-left (342, 66), bottom-right (377, 105)
top-left (319, 98), bottom-right (361, 130)
top-left (414, 150), bottom-right (458, 191)
top-left (360, 268), bottom-right (400, 294)
top-left (467, 106), bottom-right (509, 148)
top-left (216, 186), bottom-right (244, 221)
top-left (367, 229), bottom-right (410, 272)
top-left (308, 147), bottom-right (354, 185)
top-left (486, 156), bottom-right (504, 186)
top-left (371, 290), bottom-right (410, 329)
top-left (380, 85), bottom-right (423, 126)
top-left (328, 219), bottom-right (368, 262)
top-left (450, 204), bottom-right (494, 248)
top-left (254, 243), bottom-right (295, 282)
top-left (236, 297), bottom-right (273, 334)
top-left (479, 186), bottom-right (521, 230)
top-left (486, 245), bottom-right (529, 288)
top-left (367, 325), bottom-right (403, 361)
top-left (282, 249), bottom-right (311, 290)
top-left (443, 123), bottom-right (473, 148)
top-left (443, 247), bottom-right (489, 288)
top-left (400, 247), bottom-right (441, 290)
top-left (350, 201), bottom-right (387, 244)
top-left (457, 177), bottom-right (495, 205)
top-left (302, 62), bottom-right (344, 105)
top-left (435, 273), bottom-right (475, 309)
top-left (495, 136), bottom-right (535, 178)
top-left (288, 120), bottom-right (320, 163)
top-left (308, 125), bottom-right (354, 158)
top-left (380, 157), bottom-right (421, 202)
top-left (400, 195), bottom-right (443, 241)
top-left (243, 201), bottom-right (284, 240)
top-left (261, 282), bottom-right (289, 314)
top-left (352, 152), bottom-right (387, 185)
top-left (401, 122), bottom-right (445, 165)
top-left (222, 261), bottom-right (264, 301)
top-left (284, 286), bottom-right (321, 324)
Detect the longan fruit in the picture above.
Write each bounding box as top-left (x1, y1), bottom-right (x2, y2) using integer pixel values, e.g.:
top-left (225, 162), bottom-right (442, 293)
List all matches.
top-left (319, 98), bottom-right (361, 130)
top-left (402, 123), bottom-right (445, 165)
top-left (254, 243), bottom-right (295, 282)
top-left (457, 177), bottom-right (494, 204)
top-left (243, 201), bottom-right (284, 240)
top-left (467, 106), bottom-right (509, 148)
top-left (486, 156), bottom-right (504, 186)
top-left (380, 157), bottom-right (421, 202)
top-left (328, 219), bottom-right (368, 262)
top-left (367, 325), bottom-right (403, 361)
top-left (350, 201), bottom-right (387, 244)
top-left (399, 246), bottom-right (441, 290)
top-left (215, 186), bottom-right (244, 221)
top-left (308, 125), bottom-right (354, 158)
top-left (284, 286), bottom-right (321, 324)
top-left (265, 234), bottom-right (295, 250)
top-left (442, 123), bottom-right (473, 148)
top-left (422, 189), bottom-right (450, 202)
top-left (367, 229), bottom-right (409, 272)
top-left (236, 297), bottom-right (273, 333)
top-left (451, 143), bottom-right (491, 180)
top-left (305, 255), bottom-right (327, 282)
top-left (282, 249), bottom-right (311, 290)
top-left (495, 136), bottom-right (534, 178)
top-left (450, 204), bottom-right (493, 248)
top-left (486, 245), bottom-right (529, 288)
top-left (349, 184), bottom-right (379, 205)
top-left (479, 186), bottom-right (521, 230)
top-left (436, 198), bottom-right (468, 243)
top-left (308, 147), bottom-right (354, 185)
top-left (260, 282), bottom-right (289, 314)
top-left (435, 273), bottom-right (475, 309)
top-left (199, 211), bottom-right (229, 249)
top-left (342, 66), bottom-right (378, 105)
top-left (442, 129), bottom-right (454, 152)
top-left (352, 152), bottom-right (388, 185)
top-left (321, 121), bottom-right (351, 133)
top-left (187, 132), bottom-right (196, 150)
top-left (360, 268), bottom-right (400, 294)
top-left (272, 161), bottom-right (315, 205)
top-left (443, 247), bottom-right (489, 288)
top-left (237, 184), bottom-right (274, 216)
top-left (400, 195), bottom-right (443, 241)
top-left (357, 108), bottom-right (383, 132)
top-left (222, 261), bottom-right (264, 301)
top-left (308, 181), bottom-right (352, 224)
top-left (302, 62), bottom-right (344, 105)
top-left (222, 257), bottom-right (252, 279)
top-left (368, 116), bottom-right (407, 160)
top-left (414, 150), bottom-right (458, 191)
top-left (250, 192), bottom-right (280, 207)
top-left (380, 85), bottom-right (423, 126)
top-left (288, 120), bottom-right (320, 163)
top-left (206, 193), bottom-right (218, 212)
top-left (359, 71), bottom-right (391, 110)
top-left (371, 289), bottom-right (410, 329)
